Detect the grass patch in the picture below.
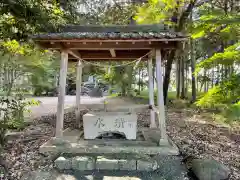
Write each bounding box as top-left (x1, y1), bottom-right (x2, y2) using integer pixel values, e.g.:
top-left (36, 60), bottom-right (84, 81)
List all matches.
top-left (7, 119), bottom-right (27, 130)
top-left (107, 93), bottom-right (119, 98)
top-left (133, 90), bottom-right (205, 108)
top-left (136, 90), bottom-right (205, 101)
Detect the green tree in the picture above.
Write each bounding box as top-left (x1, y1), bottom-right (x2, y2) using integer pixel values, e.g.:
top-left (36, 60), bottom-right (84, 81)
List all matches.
top-left (191, 0), bottom-right (240, 121)
top-left (135, 0), bottom-right (198, 104)
top-left (0, 40), bottom-right (60, 95)
top-left (0, 0), bottom-right (67, 40)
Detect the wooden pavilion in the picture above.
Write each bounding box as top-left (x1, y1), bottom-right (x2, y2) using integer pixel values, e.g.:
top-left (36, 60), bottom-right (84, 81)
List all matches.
top-left (33, 24), bottom-right (187, 153)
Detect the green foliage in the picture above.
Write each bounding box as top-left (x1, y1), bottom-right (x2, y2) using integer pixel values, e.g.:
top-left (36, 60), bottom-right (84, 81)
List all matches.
top-left (0, 94), bottom-right (39, 149)
top-left (0, 40), bottom-right (59, 96)
top-left (195, 86), bottom-right (223, 108)
top-left (195, 43), bottom-right (240, 73)
top-left (134, 0), bottom-right (187, 25)
top-left (192, 1), bottom-right (239, 124)
top-left (0, 0), bottom-right (67, 40)
top-left (223, 101), bottom-right (240, 122)
top-left (70, 0), bottom-right (135, 25)
top-left (191, 4), bottom-right (240, 40)
top-left (196, 74), bottom-right (240, 111)
top-left (99, 3), bottom-right (136, 25)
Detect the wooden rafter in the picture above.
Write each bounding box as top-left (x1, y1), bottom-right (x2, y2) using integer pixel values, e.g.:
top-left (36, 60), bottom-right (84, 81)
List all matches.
top-left (40, 41), bottom-right (177, 50)
top-left (109, 49), bottom-right (116, 57)
top-left (67, 50), bottom-right (81, 60)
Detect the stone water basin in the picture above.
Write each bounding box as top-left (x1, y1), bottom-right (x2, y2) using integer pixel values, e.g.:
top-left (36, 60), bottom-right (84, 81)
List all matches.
top-left (83, 111), bottom-right (137, 140)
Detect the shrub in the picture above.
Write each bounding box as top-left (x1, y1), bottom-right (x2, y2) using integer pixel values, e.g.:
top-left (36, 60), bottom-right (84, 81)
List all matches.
top-left (0, 95), bottom-right (39, 148)
top-left (223, 101), bottom-right (240, 122)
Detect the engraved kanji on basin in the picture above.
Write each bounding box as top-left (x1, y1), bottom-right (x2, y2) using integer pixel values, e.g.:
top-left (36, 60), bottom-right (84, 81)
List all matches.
top-left (83, 112), bottom-right (137, 140)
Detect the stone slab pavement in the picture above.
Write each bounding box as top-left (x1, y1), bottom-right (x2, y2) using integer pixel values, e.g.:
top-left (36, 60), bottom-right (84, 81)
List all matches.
top-left (21, 156), bottom-right (189, 180)
top-left (25, 95), bottom-right (107, 119)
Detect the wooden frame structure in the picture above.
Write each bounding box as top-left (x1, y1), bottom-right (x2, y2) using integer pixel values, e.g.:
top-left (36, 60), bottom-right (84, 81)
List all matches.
top-left (33, 24), bottom-right (187, 145)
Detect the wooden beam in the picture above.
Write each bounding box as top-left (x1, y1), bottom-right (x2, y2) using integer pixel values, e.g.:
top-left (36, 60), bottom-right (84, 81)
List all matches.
top-left (109, 49), bottom-right (116, 57)
top-left (38, 41), bottom-right (178, 50)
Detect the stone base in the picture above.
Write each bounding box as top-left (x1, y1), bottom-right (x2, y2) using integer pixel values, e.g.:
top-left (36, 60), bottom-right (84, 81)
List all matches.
top-left (137, 160), bottom-right (158, 171)
top-left (159, 138), bottom-right (170, 146)
top-left (22, 157), bottom-right (190, 180)
top-left (96, 157), bottom-right (119, 170)
top-left (118, 159), bottom-right (136, 170)
top-left (55, 156), bottom-right (158, 171)
top-left (55, 157), bottom-right (71, 170)
top-left (40, 128), bottom-right (179, 156)
top-left (72, 156), bottom-right (95, 170)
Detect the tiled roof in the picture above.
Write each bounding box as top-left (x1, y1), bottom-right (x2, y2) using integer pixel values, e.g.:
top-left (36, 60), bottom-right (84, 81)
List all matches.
top-left (32, 24), bottom-right (186, 40)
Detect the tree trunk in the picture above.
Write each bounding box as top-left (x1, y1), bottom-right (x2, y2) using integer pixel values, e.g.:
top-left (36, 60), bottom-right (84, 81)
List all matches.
top-left (217, 64), bottom-right (220, 85)
top-left (141, 68), bottom-right (144, 91)
top-left (163, 0), bottom-right (197, 104)
top-left (185, 56), bottom-right (188, 96)
top-left (126, 66), bottom-right (133, 96)
top-left (176, 60), bottom-right (181, 98)
top-left (152, 64), bottom-right (155, 94)
top-left (153, 66), bottom-right (157, 93)
top-left (211, 67), bottom-right (214, 88)
top-left (190, 38), bottom-right (197, 102)
top-left (221, 64), bottom-right (224, 83)
top-left (206, 72), bottom-right (209, 92)
top-left (180, 57), bottom-right (185, 99)
top-left (4, 64), bottom-right (8, 87)
top-left (163, 50), bottom-right (175, 104)
top-left (204, 70), bottom-right (207, 92)
top-left (138, 68), bottom-right (141, 93)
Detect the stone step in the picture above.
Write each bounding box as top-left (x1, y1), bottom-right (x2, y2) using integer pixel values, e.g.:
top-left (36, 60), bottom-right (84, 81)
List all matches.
top-left (52, 138), bottom-right (157, 146)
top-left (55, 156), bottom-right (158, 171)
top-left (41, 142), bottom-right (178, 155)
top-left (77, 139), bottom-right (158, 146)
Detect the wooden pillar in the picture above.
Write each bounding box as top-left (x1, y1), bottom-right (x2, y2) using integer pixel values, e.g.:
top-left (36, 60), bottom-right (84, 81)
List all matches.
top-left (76, 60), bottom-right (83, 126)
top-left (155, 49), bottom-right (168, 145)
top-left (56, 50), bottom-right (68, 137)
top-left (148, 54), bottom-right (156, 128)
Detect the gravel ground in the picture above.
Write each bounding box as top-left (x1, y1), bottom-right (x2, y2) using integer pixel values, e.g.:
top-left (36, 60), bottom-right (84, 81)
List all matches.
top-left (2, 109), bottom-right (151, 180)
top-left (166, 108), bottom-right (240, 180)
top-left (2, 123), bottom-right (55, 179)
top-left (1, 98), bottom-right (239, 179)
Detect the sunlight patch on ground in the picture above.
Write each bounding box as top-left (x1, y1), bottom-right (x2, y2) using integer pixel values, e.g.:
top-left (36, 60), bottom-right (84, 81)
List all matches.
top-left (85, 176), bottom-right (141, 180)
top-left (184, 115), bottom-right (209, 124)
top-left (57, 174), bottom-right (77, 180)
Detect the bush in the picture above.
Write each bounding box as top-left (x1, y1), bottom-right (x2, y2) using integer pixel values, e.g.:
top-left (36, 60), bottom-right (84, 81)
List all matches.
top-left (196, 74), bottom-right (240, 110)
top-left (223, 101), bottom-right (240, 122)
top-left (0, 95), bottom-right (39, 148)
